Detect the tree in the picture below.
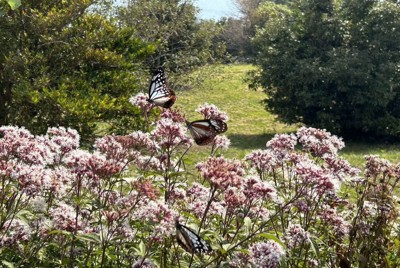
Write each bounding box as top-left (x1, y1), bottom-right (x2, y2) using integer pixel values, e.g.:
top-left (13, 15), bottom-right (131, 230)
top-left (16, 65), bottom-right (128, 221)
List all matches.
top-left (218, 0), bottom-right (292, 60)
top-left (252, 0), bottom-right (400, 140)
top-left (0, 0), bottom-right (153, 144)
top-left (230, 0), bottom-right (265, 58)
top-left (117, 0), bottom-right (226, 76)
top-left (217, 17), bottom-right (248, 59)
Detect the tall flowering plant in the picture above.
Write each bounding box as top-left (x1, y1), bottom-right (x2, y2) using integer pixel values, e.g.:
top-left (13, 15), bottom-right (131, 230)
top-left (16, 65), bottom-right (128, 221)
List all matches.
top-left (342, 155), bottom-right (400, 267)
top-left (1, 100), bottom-right (400, 268)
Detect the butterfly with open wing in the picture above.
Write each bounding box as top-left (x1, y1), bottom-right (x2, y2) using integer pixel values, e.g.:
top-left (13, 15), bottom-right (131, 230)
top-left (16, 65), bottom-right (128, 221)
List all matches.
top-left (175, 220), bottom-right (212, 254)
top-left (146, 67), bottom-right (176, 109)
top-left (186, 119), bottom-right (228, 145)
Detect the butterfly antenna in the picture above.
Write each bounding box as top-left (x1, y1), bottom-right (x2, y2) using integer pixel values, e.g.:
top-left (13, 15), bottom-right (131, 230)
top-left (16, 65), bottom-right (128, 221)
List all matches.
top-left (185, 119), bottom-right (191, 128)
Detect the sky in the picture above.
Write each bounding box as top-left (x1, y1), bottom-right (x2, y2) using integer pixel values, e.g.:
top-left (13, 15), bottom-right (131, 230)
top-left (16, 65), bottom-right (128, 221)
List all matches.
top-left (114, 0), bottom-right (239, 20)
top-left (194, 0), bottom-right (239, 20)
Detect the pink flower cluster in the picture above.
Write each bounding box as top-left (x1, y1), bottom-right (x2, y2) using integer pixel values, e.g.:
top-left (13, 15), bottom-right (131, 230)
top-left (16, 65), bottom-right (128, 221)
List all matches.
top-left (152, 118), bottom-right (192, 149)
top-left (46, 127), bottom-right (80, 157)
top-left (195, 102), bottom-right (229, 121)
top-left (323, 155), bottom-right (360, 179)
top-left (133, 200), bottom-right (177, 240)
top-left (250, 241), bottom-right (285, 268)
top-left (364, 155), bottom-right (395, 178)
top-left (245, 149), bottom-right (278, 174)
top-left (243, 175), bottom-right (277, 201)
top-left (94, 131), bottom-right (159, 173)
top-left (96, 131), bottom-right (155, 159)
top-left (130, 92), bottom-right (153, 113)
top-left (318, 207), bottom-right (350, 239)
top-left (0, 126), bottom-right (81, 197)
top-left (0, 219), bottom-right (31, 247)
top-left (132, 258), bottom-right (157, 268)
top-left (285, 224), bottom-right (310, 249)
top-left (11, 163), bottom-right (52, 196)
top-left (196, 156), bottom-right (244, 190)
top-left (212, 135), bottom-right (231, 151)
top-left (0, 126), bottom-right (53, 165)
top-left (133, 179), bottom-right (160, 201)
top-left (183, 172), bottom-right (277, 223)
top-left (64, 150), bottom-right (123, 187)
top-left (185, 182), bottom-right (218, 218)
top-left (297, 127), bottom-right (344, 157)
top-left (49, 203), bottom-right (84, 232)
top-left (267, 133), bottom-right (297, 159)
top-left (160, 108), bottom-right (186, 123)
top-left (224, 187), bottom-right (246, 210)
top-left (294, 159), bottom-right (337, 194)
top-left (245, 128), bottom-right (359, 199)
top-left (229, 250), bottom-right (252, 267)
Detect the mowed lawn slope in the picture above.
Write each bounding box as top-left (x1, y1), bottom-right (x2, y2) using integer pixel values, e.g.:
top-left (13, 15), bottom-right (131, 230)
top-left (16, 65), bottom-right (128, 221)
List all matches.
top-left (176, 64), bottom-right (298, 165)
top-left (175, 64), bottom-right (400, 167)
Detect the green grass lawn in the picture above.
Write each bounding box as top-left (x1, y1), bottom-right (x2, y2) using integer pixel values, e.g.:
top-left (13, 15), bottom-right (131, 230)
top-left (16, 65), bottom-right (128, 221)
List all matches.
top-left (175, 64), bottom-right (400, 168)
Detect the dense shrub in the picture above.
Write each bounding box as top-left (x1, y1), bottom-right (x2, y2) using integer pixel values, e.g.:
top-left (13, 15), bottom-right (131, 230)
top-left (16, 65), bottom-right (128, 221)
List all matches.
top-left (1, 98), bottom-right (399, 267)
top-left (252, 0), bottom-right (400, 140)
top-left (0, 0), bottom-right (153, 144)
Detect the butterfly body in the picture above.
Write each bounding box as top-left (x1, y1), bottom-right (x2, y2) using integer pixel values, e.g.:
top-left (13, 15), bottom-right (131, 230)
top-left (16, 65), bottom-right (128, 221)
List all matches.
top-left (186, 119), bottom-right (228, 145)
top-left (147, 67), bottom-right (176, 108)
top-left (175, 221), bottom-right (212, 254)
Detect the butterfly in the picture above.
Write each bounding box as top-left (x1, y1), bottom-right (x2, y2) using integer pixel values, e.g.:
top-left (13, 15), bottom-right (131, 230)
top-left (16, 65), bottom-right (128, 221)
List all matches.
top-left (147, 67), bottom-right (176, 108)
top-left (186, 119), bottom-right (228, 145)
top-left (175, 220), bottom-right (212, 254)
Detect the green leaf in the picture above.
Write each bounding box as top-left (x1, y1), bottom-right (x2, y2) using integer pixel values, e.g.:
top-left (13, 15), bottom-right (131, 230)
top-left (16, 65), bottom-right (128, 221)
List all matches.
top-left (48, 229), bottom-right (74, 238)
top-left (16, 209), bottom-right (34, 222)
top-left (221, 243), bottom-right (233, 253)
top-left (6, 0), bottom-right (21, 10)
top-left (257, 233), bottom-right (285, 248)
top-left (76, 233), bottom-right (101, 244)
top-left (309, 236), bottom-right (321, 258)
top-left (244, 216), bottom-right (252, 234)
top-left (1, 261), bottom-right (15, 268)
top-left (134, 241), bottom-right (147, 257)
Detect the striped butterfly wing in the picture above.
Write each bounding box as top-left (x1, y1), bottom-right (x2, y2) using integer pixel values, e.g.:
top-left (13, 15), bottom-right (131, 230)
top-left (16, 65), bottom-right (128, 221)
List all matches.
top-left (187, 119), bottom-right (228, 145)
top-left (147, 67), bottom-right (176, 108)
top-left (176, 221), bottom-right (212, 254)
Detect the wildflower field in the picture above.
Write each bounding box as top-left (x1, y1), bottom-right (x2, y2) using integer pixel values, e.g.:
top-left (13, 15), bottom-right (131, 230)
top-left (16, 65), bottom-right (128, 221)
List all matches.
top-left (1, 65), bottom-right (400, 267)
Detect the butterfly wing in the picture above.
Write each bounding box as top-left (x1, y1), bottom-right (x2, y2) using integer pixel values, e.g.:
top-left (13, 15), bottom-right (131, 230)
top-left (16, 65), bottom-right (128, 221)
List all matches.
top-left (187, 120), bottom-right (217, 145)
top-left (209, 119), bottom-right (228, 134)
top-left (187, 119), bottom-right (227, 145)
top-left (147, 67), bottom-right (176, 108)
top-left (176, 222), bottom-right (212, 254)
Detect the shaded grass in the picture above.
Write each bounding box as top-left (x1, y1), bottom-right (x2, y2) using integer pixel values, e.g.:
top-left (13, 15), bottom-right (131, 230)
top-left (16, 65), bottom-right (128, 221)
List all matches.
top-left (175, 64), bottom-right (400, 168)
top-left (341, 142), bottom-right (400, 167)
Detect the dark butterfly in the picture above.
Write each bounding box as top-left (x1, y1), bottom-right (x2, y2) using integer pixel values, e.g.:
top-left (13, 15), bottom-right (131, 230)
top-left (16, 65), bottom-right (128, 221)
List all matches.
top-left (186, 119), bottom-right (228, 145)
top-left (175, 220), bottom-right (212, 254)
top-left (147, 67), bottom-right (176, 108)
